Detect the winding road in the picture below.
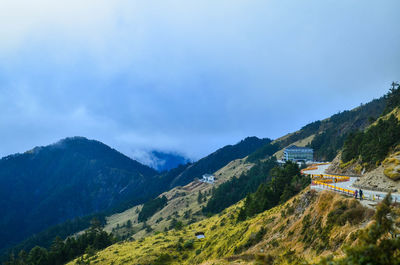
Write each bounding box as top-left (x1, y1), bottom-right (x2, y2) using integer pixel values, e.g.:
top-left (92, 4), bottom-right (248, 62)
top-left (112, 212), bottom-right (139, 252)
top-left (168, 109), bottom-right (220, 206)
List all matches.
top-left (304, 163), bottom-right (400, 203)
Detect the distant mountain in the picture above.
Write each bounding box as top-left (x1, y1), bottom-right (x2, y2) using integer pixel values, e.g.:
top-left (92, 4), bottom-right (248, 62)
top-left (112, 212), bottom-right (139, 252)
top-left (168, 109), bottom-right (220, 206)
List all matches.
top-left (0, 137), bottom-right (162, 251)
top-left (148, 151), bottom-right (191, 172)
top-left (168, 136), bottom-right (272, 187)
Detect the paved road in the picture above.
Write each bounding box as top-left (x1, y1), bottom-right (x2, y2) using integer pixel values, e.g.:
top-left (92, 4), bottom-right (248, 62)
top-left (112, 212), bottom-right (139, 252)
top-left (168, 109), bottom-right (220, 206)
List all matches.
top-left (306, 164), bottom-right (400, 203)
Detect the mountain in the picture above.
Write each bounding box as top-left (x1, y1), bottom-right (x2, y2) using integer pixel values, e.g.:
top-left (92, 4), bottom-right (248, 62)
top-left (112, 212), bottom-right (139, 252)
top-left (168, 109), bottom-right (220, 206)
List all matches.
top-left (168, 136), bottom-right (272, 187)
top-left (0, 137), bottom-right (162, 252)
top-left (0, 135), bottom-right (271, 257)
top-left (148, 151), bottom-right (191, 172)
top-left (53, 85), bottom-right (400, 265)
top-left (4, 85), bottom-right (399, 264)
top-left (327, 86), bottom-right (400, 192)
top-left (269, 96), bottom-right (386, 161)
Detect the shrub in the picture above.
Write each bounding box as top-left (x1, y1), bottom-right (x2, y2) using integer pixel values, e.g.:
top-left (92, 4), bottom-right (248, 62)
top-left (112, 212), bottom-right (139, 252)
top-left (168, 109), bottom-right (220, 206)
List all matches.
top-left (183, 239), bottom-right (194, 249)
top-left (153, 253), bottom-right (171, 265)
top-left (327, 200), bottom-right (371, 226)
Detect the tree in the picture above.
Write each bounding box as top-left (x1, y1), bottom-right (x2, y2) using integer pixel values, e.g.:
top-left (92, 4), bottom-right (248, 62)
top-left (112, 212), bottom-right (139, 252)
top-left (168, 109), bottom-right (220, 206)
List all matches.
top-left (236, 162), bottom-right (310, 221)
top-left (138, 196), bottom-right (168, 222)
top-left (27, 246), bottom-right (49, 265)
top-left (384, 81), bottom-right (400, 114)
top-left (197, 191), bottom-right (203, 204)
top-left (89, 218), bottom-right (102, 233)
top-left (126, 219), bottom-right (132, 229)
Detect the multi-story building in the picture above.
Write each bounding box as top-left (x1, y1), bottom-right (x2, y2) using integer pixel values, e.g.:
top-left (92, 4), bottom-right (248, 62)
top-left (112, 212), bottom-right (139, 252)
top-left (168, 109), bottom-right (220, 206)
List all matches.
top-left (283, 145), bottom-right (313, 162)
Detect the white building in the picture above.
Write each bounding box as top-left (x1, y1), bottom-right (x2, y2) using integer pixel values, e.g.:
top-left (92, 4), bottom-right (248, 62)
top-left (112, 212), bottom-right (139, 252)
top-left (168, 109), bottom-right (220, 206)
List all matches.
top-left (201, 174), bottom-right (215, 184)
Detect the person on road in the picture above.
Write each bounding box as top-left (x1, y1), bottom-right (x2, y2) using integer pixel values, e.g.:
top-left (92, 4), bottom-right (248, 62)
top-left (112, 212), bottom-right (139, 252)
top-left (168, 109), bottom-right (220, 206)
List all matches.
top-left (355, 190), bottom-right (358, 199)
top-left (359, 189), bottom-right (363, 200)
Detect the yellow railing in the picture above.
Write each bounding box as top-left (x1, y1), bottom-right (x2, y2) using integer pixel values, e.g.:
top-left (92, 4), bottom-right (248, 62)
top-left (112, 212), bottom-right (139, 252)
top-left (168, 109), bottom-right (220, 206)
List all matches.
top-left (314, 162), bottom-right (330, 166)
top-left (314, 178), bottom-right (335, 183)
top-left (313, 180), bottom-right (355, 195)
top-left (301, 167), bottom-right (318, 173)
top-left (317, 174), bottom-right (350, 181)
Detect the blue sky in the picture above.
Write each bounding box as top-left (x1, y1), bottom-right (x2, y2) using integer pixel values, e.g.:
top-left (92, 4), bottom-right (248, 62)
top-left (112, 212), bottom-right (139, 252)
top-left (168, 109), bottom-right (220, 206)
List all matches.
top-left (0, 0), bottom-right (399, 164)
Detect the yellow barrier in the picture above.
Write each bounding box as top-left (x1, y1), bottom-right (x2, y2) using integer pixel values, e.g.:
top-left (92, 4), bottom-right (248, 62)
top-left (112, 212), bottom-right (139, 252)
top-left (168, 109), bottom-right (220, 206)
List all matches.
top-left (304, 164), bottom-right (355, 196)
top-left (301, 167), bottom-right (318, 172)
top-left (315, 179), bottom-right (334, 183)
top-left (304, 172), bottom-right (350, 182)
top-left (313, 180), bottom-right (355, 195)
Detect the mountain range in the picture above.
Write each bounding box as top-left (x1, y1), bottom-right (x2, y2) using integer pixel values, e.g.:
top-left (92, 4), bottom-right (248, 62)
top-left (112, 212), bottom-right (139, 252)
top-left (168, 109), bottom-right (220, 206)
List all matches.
top-left (2, 85), bottom-right (400, 265)
top-left (0, 136), bottom-right (268, 254)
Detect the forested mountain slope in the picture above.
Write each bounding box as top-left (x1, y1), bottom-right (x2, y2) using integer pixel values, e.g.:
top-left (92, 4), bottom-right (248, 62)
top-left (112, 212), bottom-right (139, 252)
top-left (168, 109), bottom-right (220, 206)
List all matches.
top-left (0, 136), bottom-right (271, 258)
top-left (267, 96), bottom-right (386, 161)
top-left (0, 137), bottom-right (161, 252)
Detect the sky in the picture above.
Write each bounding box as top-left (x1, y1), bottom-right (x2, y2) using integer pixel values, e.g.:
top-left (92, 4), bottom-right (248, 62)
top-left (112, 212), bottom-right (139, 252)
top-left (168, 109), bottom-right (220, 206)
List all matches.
top-left (0, 0), bottom-right (399, 165)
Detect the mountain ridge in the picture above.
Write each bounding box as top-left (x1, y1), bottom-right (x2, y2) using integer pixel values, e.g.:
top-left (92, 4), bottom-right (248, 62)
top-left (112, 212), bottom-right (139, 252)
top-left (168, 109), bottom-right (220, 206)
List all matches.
top-left (0, 136), bottom-right (161, 252)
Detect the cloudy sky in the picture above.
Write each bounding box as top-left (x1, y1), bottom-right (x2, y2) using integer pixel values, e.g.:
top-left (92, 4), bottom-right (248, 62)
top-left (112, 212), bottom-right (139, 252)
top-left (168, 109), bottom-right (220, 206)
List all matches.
top-left (0, 0), bottom-right (399, 163)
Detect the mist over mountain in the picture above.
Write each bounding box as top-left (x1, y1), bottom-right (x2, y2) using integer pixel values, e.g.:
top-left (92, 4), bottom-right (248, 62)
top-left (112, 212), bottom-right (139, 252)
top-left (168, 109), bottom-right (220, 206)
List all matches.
top-left (140, 151), bottom-right (191, 172)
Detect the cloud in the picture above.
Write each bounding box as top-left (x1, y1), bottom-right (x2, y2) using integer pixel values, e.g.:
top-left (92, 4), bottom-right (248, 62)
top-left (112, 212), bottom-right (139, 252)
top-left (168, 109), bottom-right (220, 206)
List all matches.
top-left (0, 0), bottom-right (399, 161)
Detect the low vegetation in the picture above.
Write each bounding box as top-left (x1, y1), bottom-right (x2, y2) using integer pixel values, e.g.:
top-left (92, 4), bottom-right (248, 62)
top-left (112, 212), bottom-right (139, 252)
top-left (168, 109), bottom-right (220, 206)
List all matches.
top-left (383, 153), bottom-right (400, 180)
top-left (319, 193), bottom-right (400, 265)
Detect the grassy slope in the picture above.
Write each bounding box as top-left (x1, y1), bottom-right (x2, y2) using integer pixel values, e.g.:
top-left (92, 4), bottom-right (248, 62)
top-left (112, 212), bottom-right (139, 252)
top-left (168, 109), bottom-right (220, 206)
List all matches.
top-left (68, 189), bottom-right (374, 265)
top-left (102, 158), bottom-right (253, 240)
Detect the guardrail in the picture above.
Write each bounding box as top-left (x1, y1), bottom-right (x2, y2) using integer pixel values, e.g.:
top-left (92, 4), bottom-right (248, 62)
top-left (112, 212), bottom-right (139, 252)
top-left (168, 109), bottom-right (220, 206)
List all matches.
top-left (307, 174), bottom-right (350, 182)
top-left (301, 167), bottom-right (318, 173)
top-left (313, 180), bottom-right (355, 196)
top-left (318, 174), bottom-right (350, 181)
top-left (313, 162), bottom-right (331, 166)
top-left (306, 166), bottom-right (400, 202)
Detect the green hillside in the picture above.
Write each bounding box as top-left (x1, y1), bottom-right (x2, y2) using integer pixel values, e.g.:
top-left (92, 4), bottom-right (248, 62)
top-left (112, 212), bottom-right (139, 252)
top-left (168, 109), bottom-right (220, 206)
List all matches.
top-left (64, 188), bottom-right (400, 265)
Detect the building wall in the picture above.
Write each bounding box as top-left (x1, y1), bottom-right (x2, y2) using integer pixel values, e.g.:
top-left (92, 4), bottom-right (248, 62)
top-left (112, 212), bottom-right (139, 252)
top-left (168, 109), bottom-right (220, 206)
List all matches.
top-left (283, 149), bottom-right (313, 161)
